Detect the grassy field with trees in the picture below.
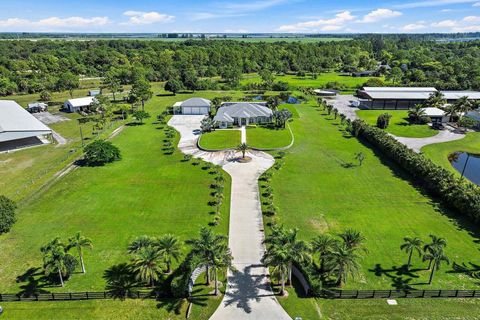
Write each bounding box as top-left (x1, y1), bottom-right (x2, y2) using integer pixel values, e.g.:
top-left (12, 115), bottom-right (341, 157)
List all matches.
top-left (356, 110), bottom-right (437, 138)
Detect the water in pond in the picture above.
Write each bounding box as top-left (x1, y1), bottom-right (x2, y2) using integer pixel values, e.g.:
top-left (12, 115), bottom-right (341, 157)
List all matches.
top-left (449, 152), bottom-right (480, 185)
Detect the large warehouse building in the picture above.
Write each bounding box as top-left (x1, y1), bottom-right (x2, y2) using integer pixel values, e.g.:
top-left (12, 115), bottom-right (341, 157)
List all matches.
top-left (357, 87), bottom-right (480, 109)
top-left (0, 100), bottom-right (52, 151)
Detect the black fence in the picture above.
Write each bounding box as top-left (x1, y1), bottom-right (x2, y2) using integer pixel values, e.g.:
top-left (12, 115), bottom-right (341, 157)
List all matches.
top-left (320, 289), bottom-right (480, 299)
top-left (1, 289), bottom-right (479, 303)
top-left (0, 291), bottom-right (155, 302)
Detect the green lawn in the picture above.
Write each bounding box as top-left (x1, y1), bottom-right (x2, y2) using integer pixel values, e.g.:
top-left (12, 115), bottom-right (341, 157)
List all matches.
top-left (247, 126), bottom-right (293, 149)
top-left (356, 110), bottom-right (437, 138)
top-left (241, 73), bottom-right (383, 93)
top-left (199, 129), bottom-right (241, 150)
top-left (266, 102), bottom-right (480, 289)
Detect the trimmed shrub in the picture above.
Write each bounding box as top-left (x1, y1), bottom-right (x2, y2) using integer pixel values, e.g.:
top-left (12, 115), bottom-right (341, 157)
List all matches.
top-left (84, 140), bottom-right (121, 166)
top-left (376, 113), bottom-right (392, 129)
top-left (0, 195), bottom-right (16, 234)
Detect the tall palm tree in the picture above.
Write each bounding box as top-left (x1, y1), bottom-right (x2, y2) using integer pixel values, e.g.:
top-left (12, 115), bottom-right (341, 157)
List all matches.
top-left (454, 96), bottom-right (474, 117)
top-left (43, 245), bottom-right (75, 287)
top-left (211, 243), bottom-right (233, 296)
top-left (128, 235), bottom-right (156, 254)
top-left (311, 234), bottom-right (338, 274)
top-left (423, 247), bottom-right (450, 284)
top-left (68, 232), bottom-right (93, 274)
top-left (400, 236), bottom-right (423, 270)
top-left (264, 226), bottom-right (310, 286)
top-left (326, 244), bottom-right (361, 287)
top-left (186, 227), bottom-right (227, 285)
top-left (262, 246), bottom-right (290, 296)
top-left (442, 104), bottom-right (457, 122)
top-left (157, 234), bottom-right (182, 274)
top-left (338, 229), bottom-right (366, 251)
top-left (131, 246), bottom-right (164, 287)
top-left (423, 235), bottom-right (447, 270)
top-left (236, 143), bottom-right (249, 159)
top-left (425, 91), bottom-right (446, 109)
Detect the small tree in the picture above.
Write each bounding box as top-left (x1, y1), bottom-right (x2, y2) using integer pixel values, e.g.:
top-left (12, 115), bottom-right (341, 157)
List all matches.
top-left (68, 232), bottom-right (93, 274)
top-left (376, 113), bottom-right (392, 129)
top-left (0, 195), bottom-right (16, 234)
top-left (164, 79), bottom-right (183, 96)
top-left (236, 143), bottom-right (249, 159)
top-left (84, 140), bottom-right (121, 166)
top-left (40, 90), bottom-right (52, 102)
top-left (157, 234), bottom-right (182, 274)
top-left (354, 152), bottom-right (366, 166)
top-left (133, 110), bottom-right (151, 124)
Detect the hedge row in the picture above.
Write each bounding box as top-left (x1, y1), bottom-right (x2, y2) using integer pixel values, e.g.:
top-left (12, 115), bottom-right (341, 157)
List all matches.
top-left (354, 119), bottom-right (480, 221)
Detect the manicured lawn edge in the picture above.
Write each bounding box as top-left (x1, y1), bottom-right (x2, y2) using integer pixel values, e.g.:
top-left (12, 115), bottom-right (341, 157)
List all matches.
top-left (250, 123), bottom-right (295, 151)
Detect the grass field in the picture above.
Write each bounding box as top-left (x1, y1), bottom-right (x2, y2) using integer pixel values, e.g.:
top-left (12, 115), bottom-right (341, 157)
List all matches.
top-left (247, 126), bottom-right (293, 149)
top-left (422, 131), bottom-right (480, 173)
top-left (266, 101), bottom-right (480, 290)
top-left (356, 110), bottom-right (438, 138)
top-left (241, 73), bottom-right (382, 93)
top-left (199, 129), bottom-right (241, 150)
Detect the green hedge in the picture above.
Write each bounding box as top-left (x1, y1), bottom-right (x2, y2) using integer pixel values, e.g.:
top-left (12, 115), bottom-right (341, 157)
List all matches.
top-left (353, 119), bottom-right (480, 221)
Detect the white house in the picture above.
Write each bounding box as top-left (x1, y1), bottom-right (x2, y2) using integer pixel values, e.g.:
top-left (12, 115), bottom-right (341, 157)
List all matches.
top-left (422, 107), bottom-right (449, 124)
top-left (0, 100), bottom-right (52, 147)
top-left (213, 102), bottom-right (273, 128)
top-left (175, 98), bottom-right (211, 115)
top-left (64, 97), bottom-right (96, 113)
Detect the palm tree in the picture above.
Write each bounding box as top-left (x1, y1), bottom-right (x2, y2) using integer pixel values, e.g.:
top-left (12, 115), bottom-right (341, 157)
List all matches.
top-left (68, 232), bottom-right (93, 274)
top-left (236, 143), bottom-right (248, 159)
top-left (442, 104), bottom-right (457, 122)
top-left (408, 104), bottom-right (427, 124)
top-left (43, 244), bottom-right (75, 287)
top-left (157, 234), bottom-right (182, 274)
top-left (128, 235), bottom-right (156, 254)
top-left (211, 243), bottom-right (233, 296)
top-left (262, 246), bottom-right (290, 296)
top-left (186, 227), bottom-right (227, 285)
top-left (423, 235), bottom-right (447, 270)
top-left (311, 234), bottom-right (338, 274)
top-left (131, 246), bottom-right (164, 287)
top-left (264, 226), bottom-right (311, 286)
top-left (454, 96), bottom-right (474, 120)
top-left (338, 229), bottom-right (366, 251)
top-left (400, 236), bottom-right (423, 270)
top-left (326, 244), bottom-right (361, 287)
top-left (423, 247), bottom-right (450, 284)
top-left (425, 91), bottom-right (446, 109)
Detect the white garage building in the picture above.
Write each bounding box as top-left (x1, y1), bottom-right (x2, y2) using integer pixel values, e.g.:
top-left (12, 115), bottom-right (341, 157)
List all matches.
top-left (174, 98), bottom-right (211, 115)
top-left (64, 97), bottom-right (96, 113)
top-left (0, 100), bottom-right (52, 150)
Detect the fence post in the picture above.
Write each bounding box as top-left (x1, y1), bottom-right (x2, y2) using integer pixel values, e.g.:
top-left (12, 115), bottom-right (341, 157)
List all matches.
top-left (355, 290), bottom-right (359, 298)
top-left (388, 290), bottom-right (392, 298)
top-left (137, 291), bottom-right (140, 299)
top-left (339, 290), bottom-right (342, 298)
top-left (421, 290), bottom-right (425, 298)
top-left (86, 292), bottom-right (89, 299)
top-left (473, 290), bottom-right (477, 297)
top-left (69, 293), bottom-right (72, 300)
top-left (455, 290), bottom-right (459, 297)
top-left (0, 293), bottom-right (3, 301)
top-left (36, 294), bottom-right (39, 301)
top-left (52, 293), bottom-right (55, 300)
top-left (104, 291), bottom-right (107, 299)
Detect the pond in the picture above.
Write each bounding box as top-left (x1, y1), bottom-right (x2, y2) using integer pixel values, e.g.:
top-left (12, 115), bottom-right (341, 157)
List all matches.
top-left (449, 152), bottom-right (480, 185)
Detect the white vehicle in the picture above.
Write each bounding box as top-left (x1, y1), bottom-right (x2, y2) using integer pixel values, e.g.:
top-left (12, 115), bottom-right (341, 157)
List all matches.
top-left (350, 100), bottom-right (361, 107)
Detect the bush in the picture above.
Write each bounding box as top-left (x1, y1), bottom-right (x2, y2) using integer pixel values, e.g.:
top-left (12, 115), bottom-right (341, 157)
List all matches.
top-left (84, 140), bottom-right (121, 166)
top-left (376, 113), bottom-right (392, 129)
top-left (363, 78), bottom-right (385, 87)
top-left (352, 119), bottom-right (480, 222)
top-left (272, 81), bottom-right (289, 91)
top-left (0, 195), bottom-right (16, 234)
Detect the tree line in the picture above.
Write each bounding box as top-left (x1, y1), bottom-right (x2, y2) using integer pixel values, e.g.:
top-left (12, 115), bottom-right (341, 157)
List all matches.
top-left (1, 37), bottom-right (480, 96)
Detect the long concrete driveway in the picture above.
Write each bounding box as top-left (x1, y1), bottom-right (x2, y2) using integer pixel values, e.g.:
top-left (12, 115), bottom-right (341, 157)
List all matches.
top-left (168, 116), bottom-right (291, 320)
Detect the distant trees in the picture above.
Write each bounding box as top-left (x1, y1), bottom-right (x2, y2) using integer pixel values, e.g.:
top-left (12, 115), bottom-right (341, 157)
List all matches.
top-left (131, 77), bottom-right (153, 111)
top-left (39, 90), bottom-right (52, 102)
top-left (0, 195), bottom-right (16, 234)
top-left (56, 72), bottom-right (79, 98)
top-left (132, 110), bottom-right (151, 124)
top-left (102, 68), bottom-right (123, 102)
top-left (83, 140), bottom-right (121, 166)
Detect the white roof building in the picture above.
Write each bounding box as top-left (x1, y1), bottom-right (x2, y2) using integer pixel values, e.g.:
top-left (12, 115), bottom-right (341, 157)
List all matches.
top-left (0, 100), bottom-right (52, 143)
top-left (214, 102), bottom-right (273, 128)
top-left (64, 97), bottom-right (96, 113)
top-left (177, 98), bottom-right (211, 115)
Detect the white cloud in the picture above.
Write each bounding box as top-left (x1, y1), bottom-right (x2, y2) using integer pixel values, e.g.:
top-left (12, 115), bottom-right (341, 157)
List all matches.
top-left (463, 15), bottom-right (480, 22)
top-left (358, 9), bottom-right (402, 23)
top-left (473, 1), bottom-right (480, 6)
top-left (431, 19), bottom-right (458, 27)
top-left (277, 10), bottom-right (355, 32)
top-left (220, 0), bottom-right (290, 12)
top-left (122, 11), bottom-right (175, 25)
top-left (402, 23), bottom-right (427, 31)
top-left (0, 16), bottom-right (110, 30)
top-left (453, 24), bottom-right (480, 31)
top-left (190, 12), bottom-right (246, 20)
top-left (224, 28), bottom-right (249, 33)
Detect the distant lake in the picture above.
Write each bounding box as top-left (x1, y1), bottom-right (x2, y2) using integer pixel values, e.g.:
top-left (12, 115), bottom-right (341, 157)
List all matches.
top-left (450, 152), bottom-right (480, 186)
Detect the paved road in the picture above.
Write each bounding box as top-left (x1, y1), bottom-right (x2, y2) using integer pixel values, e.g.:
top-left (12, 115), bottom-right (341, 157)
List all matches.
top-left (168, 115), bottom-right (291, 320)
top-left (326, 95), bottom-right (466, 152)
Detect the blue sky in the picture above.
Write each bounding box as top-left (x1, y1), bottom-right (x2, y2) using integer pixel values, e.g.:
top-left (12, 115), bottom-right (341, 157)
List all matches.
top-left (0, 0), bottom-right (480, 33)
